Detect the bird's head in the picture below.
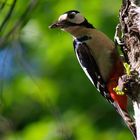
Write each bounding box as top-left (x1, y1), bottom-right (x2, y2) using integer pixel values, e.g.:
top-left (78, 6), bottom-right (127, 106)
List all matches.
top-left (49, 10), bottom-right (94, 36)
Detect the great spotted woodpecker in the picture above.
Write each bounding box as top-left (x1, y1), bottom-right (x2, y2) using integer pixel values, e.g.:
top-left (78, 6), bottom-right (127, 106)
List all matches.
top-left (50, 10), bottom-right (136, 139)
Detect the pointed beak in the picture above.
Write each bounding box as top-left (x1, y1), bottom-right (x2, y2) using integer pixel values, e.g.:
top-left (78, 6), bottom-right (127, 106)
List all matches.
top-left (49, 22), bottom-right (59, 29)
top-left (49, 20), bottom-right (67, 29)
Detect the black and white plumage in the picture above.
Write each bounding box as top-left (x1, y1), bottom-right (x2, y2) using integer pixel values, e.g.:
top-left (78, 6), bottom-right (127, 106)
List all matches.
top-left (73, 36), bottom-right (113, 102)
top-left (50, 10), bottom-right (118, 106)
top-left (73, 35), bottom-right (136, 139)
top-left (50, 10), bottom-right (136, 139)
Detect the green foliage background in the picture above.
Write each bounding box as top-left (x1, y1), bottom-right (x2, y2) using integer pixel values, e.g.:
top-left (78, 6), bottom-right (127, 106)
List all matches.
top-left (0, 0), bottom-right (134, 140)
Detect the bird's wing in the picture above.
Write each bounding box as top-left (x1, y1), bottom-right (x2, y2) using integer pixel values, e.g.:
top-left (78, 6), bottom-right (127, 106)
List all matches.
top-left (73, 40), bottom-right (136, 139)
top-left (74, 40), bottom-right (113, 103)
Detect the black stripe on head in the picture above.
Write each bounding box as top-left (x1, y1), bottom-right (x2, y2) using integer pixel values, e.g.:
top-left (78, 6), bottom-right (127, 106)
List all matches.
top-left (64, 10), bottom-right (80, 14)
top-left (62, 10), bottom-right (95, 29)
top-left (80, 19), bottom-right (94, 28)
top-left (65, 10), bottom-right (80, 20)
top-left (64, 19), bottom-right (94, 29)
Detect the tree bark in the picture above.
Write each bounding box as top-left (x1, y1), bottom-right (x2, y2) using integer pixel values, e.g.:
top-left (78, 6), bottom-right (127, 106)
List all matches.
top-left (117, 0), bottom-right (140, 139)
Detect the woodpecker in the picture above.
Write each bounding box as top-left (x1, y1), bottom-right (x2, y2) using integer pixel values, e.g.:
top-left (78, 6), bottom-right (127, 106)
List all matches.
top-left (49, 10), bottom-right (136, 139)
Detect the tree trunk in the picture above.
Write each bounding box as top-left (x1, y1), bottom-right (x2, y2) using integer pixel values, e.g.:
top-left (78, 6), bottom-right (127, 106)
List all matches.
top-left (117, 0), bottom-right (140, 139)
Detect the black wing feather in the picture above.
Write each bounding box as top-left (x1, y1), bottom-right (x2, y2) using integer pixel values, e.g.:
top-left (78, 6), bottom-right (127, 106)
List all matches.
top-left (73, 40), bottom-right (113, 103)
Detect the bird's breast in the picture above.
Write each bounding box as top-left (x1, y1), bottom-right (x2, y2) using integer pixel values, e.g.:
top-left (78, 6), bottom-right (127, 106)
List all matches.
top-left (85, 30), bottom-right (115, 81)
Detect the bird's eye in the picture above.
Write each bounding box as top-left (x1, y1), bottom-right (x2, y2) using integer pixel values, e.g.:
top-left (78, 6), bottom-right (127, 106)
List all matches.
top-left (68, 13), bottom-right (75, 19)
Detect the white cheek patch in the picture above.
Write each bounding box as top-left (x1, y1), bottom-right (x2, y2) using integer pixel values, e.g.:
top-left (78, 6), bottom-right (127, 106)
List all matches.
top-left (58, 12), bottom-right (85, 25)
top-left (58, 14), bottom-right (67, 21)
top-left (71, 13), bottom-right (85, 24)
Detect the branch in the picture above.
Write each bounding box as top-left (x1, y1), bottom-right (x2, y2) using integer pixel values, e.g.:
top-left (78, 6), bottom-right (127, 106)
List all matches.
top-left (117, 0), bottom-right (140, 139)
top-left (0, 0), bottom-right (39, 48)
top-left (0, 0), bottom-right (17, 32)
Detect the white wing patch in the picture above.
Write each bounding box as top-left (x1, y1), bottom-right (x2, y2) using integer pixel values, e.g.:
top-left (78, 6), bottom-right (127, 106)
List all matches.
top-left (76, 51), bottom-right (95, 86)
top-left (74, 39), bottom-right (111, 97)
top-left (75, 41), bottom-right (97, 89)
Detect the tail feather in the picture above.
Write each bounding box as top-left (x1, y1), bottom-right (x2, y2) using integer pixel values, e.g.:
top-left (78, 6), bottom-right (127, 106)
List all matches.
top-left (122, 110), bottom-right (136, 139)
top-left (114, 102), bottom-right (137, 140)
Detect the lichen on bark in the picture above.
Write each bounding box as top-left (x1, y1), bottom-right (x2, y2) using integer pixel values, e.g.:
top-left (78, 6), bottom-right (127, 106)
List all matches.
top-left (117, 0), bottom-right (140, 139)
top-left (118, 0), bottom-right (140, 102)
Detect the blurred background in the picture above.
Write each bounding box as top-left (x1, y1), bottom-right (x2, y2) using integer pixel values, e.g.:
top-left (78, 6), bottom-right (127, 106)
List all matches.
top-left (0, 0), bottom-right (134, 140)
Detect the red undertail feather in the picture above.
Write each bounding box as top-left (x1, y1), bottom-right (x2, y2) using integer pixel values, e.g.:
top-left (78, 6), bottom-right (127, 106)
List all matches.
top-left (107, 59), bottom-right (127, 110)
top-left (107, 59), bottom-right (136, 139)
top-left (107, 80), bottom-right (127, 110)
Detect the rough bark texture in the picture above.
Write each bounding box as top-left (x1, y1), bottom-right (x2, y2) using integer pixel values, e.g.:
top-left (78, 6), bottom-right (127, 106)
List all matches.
top-left (118, 0), bottom-right (140, 139)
